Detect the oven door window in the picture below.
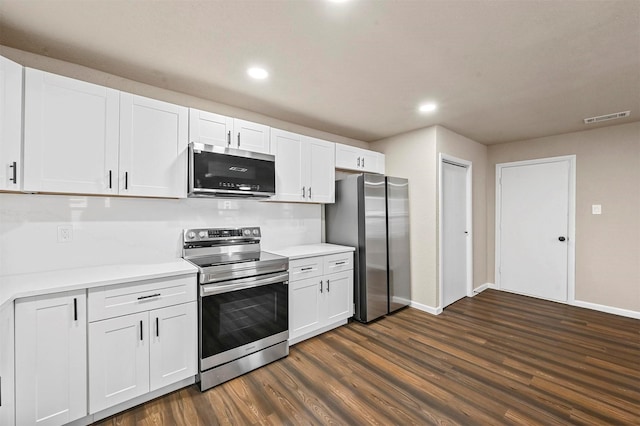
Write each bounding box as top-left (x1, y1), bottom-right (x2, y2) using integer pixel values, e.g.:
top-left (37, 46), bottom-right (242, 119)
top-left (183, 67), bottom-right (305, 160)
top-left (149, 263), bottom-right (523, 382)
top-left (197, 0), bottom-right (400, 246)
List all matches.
top-left (201, 282), bottom-right (288, 359)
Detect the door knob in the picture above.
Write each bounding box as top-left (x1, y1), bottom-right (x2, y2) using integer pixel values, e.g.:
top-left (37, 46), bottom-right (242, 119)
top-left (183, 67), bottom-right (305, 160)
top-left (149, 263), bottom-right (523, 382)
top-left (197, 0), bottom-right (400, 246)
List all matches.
top-left (558, 236), bottom-right (566, 242)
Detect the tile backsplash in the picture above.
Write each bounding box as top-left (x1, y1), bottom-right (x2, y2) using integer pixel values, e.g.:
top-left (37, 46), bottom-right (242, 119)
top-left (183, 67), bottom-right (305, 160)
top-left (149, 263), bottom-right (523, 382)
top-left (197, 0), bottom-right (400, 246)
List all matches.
top-left (0, 193), bottom-right (322, 276)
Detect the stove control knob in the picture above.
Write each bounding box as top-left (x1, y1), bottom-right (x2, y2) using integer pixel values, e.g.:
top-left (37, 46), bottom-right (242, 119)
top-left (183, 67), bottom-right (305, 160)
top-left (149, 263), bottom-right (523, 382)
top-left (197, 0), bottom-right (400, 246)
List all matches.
top-left (252, 229), bottom-right (260, 236)
top-left (199, 231), bottom-right (208, 239)
top-left (187, 231), bottom-right (196, 239)
top-left (243, 229), bottom-right (251, 236)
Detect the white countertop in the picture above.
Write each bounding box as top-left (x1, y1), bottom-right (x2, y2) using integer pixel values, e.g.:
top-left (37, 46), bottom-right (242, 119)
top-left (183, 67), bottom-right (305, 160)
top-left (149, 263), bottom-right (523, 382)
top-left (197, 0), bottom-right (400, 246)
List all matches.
top-left (268, 243), bottom-right (355, 260)
top-left (0, 259), bottom-right (198, 308)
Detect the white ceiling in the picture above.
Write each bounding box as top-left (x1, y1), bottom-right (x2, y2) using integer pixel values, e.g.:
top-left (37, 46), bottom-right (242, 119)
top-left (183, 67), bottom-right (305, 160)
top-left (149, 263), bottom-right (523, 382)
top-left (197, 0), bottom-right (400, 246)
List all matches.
top-left (1, 0), bottom-right (639, 144)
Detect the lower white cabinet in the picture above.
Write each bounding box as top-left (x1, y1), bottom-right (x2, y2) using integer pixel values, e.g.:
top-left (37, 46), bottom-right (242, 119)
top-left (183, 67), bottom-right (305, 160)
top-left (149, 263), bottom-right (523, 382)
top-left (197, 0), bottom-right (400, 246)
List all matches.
top-left (14, 290), bottom-right (87, 426)
top-left (88, 302), bottom-right (196, 413)
top-left (0, 302), bottom-right (15, 426)
top-left (88, 276), bottom-right (197, 414)
top-left (289, 252), bottom-right (353, 344)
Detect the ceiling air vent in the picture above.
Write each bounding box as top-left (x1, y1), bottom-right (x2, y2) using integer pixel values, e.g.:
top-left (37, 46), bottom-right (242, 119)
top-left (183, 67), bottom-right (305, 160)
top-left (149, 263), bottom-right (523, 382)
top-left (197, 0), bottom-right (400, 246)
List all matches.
top-left (583, 111), bottom-right (630, 124)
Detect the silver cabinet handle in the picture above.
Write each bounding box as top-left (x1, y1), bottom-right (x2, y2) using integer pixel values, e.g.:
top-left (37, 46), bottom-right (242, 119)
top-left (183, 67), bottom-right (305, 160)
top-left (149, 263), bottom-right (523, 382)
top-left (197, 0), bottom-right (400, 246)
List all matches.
top-left (237, 132), bottom-right (241, 147)
top-left (335, 261), bottom-right (346, 265)
top-left (108, 170), bottom-right (112, 189)
top-left (125, 171), bottom-right (129, 190)
top-left (73, 298), bottom-right (78, 321)
top-left (362, 157), bottom-right (365, 168)
top-left (320, 280), bottom-right (323, 293)
top-left (140, 320), bottom-right (143, 341)
top-left (327, 279), bottom-right (330, 292)
top-left (302, 186), bottom-right (306, 198)
top-left (357, 157), bottom-right (360, 167)
top-left (156, 317), bottom-right (159, 337)
top-left (301, 267), bottom-right (313, 271)
top-left (308, 187), bottom-right (311, 199)
top-left (227, 131), bottom-right (231, 147)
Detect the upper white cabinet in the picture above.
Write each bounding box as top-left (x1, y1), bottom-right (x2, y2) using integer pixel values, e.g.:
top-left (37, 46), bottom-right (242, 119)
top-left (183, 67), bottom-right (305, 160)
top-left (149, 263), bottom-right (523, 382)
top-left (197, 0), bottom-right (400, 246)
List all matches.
top-left (23, 68), bottom-right (188, 198)
top-left (15, 290), bottom-right (87, 426)
top-left (189, 108), bottom-right (270, 154)
top-left (270, 128), bottom-right (335, 203)
top-left (0, 55), bottom-right (23, 191)
top-left (119, 93), bottom-right (188, 198)
top-left (23, 68), bottom-right (120, 195)
top-left (335, 143), bottom-right (385, 174)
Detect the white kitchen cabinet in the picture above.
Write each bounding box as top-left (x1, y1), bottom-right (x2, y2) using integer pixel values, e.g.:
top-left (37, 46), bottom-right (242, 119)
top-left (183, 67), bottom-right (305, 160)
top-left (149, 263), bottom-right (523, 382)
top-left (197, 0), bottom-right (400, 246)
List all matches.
top-left (23, 68), bottom-right (120, 195)
top-left (189, 108), bottom-right (270, 154)
top-left (335, 143), bottom-right (384, 174)
top-left (15, 290), bottom-right (87, 426)
top-left (119, 93), bottom-right (188, 198)
top-left (270, 128), bottom-right (335, 203)
top-left (288, 251), bottom-right (353, 344)
top-left (149, 303), bottom-right (197, 391)
top-left (0, 302), bottom-right (15, 426)
top-left (88, 276), bottom-right (197, 414)
top-left (24, 68), bottom-right (188, 198)
top-left (0, 55), bottom-right (23, 191)
top-left (89, 311), bottom-right (149, 412)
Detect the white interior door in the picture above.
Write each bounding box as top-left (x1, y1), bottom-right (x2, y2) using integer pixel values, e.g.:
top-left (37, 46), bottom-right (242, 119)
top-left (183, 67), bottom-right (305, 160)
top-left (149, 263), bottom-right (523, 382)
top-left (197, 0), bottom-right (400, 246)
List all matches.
top-left (498, 158), bottom-right (572, 302)
top-left (442, 160), bottom-right (469, 307)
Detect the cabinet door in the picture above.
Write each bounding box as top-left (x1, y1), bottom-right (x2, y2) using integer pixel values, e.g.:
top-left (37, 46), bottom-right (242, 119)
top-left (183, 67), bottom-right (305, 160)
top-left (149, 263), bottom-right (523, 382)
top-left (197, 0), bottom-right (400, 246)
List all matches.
top-left (0, 302), bottom-right (15, 426)
top-left (23, 68), bottom-right (120, 194)
top-left (375, 152), bottom-right (386, 174)
top-left (188, 108), bottom-right (233, 148)
top-left (0, 55), bottom-right (23, 191)
top-left (270, 128), bottom-right (305, 202)
top-left (325, 270), bottom-right (354, 323)
top-left (306, 136), bottom-right (335, 203)
top-left (234, 118), bottom-right (270, 154)
top-left (289, 276), bottom-right (324, 341)
top-left (360, 149), bottom-right (379, 173)
top-left (334, 143), bottom-right (360, 171)
top-left (149, 302), bottom-right (197, 391)
top-left (89, 312), bottom-right (149, 413)
top-left (119, 93), bottom-right (188, 198)
top-left (15, 290), bottom-right (87, 426)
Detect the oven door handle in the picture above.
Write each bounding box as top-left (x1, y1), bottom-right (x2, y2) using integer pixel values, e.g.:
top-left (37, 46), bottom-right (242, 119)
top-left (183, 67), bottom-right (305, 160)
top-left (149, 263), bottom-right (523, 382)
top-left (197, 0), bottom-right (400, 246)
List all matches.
top-left (200, 272), bottom-right (289, 296)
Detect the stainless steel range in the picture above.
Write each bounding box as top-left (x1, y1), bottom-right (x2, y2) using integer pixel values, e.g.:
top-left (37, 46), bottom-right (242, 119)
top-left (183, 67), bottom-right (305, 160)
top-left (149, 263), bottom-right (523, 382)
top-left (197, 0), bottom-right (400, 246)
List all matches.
top-left (182, 226), bottom-right (289, 391)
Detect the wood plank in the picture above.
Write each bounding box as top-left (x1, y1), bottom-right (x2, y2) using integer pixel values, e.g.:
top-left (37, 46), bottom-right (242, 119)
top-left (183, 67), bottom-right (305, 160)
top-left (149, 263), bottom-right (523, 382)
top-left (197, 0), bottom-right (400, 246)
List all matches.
top-left (93, 290), bottom-right (640, 425)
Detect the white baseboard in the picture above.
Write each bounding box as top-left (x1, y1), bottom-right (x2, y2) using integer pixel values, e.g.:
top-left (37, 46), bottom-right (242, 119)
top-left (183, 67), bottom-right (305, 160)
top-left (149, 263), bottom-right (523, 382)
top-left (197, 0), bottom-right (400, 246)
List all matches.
top-left (572, 300), bottom-right (640, 320)
top-left (487, 282), bottom-right (498, 289)
top-left (471, 283), bottom-right (491, 296)
top-left (410, 301), bottom-right (442, 315)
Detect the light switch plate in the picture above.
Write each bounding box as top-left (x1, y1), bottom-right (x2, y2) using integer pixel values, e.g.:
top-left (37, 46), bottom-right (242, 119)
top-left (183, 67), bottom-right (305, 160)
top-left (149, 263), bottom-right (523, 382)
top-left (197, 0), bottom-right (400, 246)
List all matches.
top-left (592, 204), bottom-right (602, 215)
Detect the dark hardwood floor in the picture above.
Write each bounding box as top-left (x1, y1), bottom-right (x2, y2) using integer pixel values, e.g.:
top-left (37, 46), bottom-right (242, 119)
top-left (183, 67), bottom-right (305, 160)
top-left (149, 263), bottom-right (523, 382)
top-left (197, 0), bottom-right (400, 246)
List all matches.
top-left (94, 290), bottom-right (640, 425)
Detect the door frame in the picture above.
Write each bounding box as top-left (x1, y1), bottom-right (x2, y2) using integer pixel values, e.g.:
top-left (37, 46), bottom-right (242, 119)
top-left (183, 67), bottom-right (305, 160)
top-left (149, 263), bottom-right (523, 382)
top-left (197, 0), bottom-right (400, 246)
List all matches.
top-left (495, 155), bottom-right (576, 303)
top-left (438, 153), bottom-right (473, 309)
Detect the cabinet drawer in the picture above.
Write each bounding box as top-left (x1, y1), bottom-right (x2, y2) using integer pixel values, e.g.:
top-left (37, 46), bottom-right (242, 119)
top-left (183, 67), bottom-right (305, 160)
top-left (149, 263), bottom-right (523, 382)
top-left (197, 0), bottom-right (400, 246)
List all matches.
top-left (88, 274), bottom-right (196, 322)
top-left (289, 257), bottom-right (323, 281)
top-left (323, 252), bottom-right (354, 274)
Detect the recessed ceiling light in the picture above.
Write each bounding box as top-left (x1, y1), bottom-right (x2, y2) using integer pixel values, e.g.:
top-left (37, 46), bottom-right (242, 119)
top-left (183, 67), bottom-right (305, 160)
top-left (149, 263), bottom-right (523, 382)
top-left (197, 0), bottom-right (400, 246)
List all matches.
top-left (247, 67), bottom-right (268, 80)
top-left (419, 102), bottom-right (437, 113)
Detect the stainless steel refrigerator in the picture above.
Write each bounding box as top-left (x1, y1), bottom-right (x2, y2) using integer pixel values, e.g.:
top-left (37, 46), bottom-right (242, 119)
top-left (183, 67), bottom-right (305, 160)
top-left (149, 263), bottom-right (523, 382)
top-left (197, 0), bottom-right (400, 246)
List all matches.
top-left (325, 173), bottom-right (411, 323)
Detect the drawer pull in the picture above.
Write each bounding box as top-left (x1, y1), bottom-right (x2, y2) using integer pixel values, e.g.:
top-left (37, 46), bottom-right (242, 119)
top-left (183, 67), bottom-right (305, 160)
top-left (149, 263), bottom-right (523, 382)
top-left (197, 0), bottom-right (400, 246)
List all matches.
top-left (140, 320), bottom-right (143, 341)
top-left (156, 317), bottom-right (159, 337)
top-left (300, 267), bottom-right (314, 271)
top-left (137, 293), bottom-right (161, 301)
top-left (334, 261), bottom-right (346, 265)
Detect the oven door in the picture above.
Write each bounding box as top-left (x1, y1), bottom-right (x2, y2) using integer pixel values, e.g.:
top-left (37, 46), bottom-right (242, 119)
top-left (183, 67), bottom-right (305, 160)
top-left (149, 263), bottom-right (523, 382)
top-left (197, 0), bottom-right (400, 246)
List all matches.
top-left (199, 271), bottom-right (288, 371)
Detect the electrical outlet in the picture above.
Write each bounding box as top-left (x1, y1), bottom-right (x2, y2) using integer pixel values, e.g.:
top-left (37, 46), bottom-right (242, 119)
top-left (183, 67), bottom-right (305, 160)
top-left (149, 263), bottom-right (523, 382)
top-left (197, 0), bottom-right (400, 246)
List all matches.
top-left (592, 204), bottom-right (602, 215)
top-left (57, 225), bottom-right (73, 243)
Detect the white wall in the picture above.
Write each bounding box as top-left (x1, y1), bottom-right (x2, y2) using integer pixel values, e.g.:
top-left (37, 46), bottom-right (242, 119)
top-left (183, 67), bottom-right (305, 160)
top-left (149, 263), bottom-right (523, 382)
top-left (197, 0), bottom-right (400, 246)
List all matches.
top-left (370, 126), bottom-right (438, 308)
top-left (0, 193), bottom-right (321, 276)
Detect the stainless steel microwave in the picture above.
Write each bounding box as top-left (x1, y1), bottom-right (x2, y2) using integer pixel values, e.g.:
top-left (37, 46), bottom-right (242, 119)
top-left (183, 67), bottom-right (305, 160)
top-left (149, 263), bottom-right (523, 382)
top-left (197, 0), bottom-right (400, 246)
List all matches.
top-left (188, 142), bottom-right (276, 198)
